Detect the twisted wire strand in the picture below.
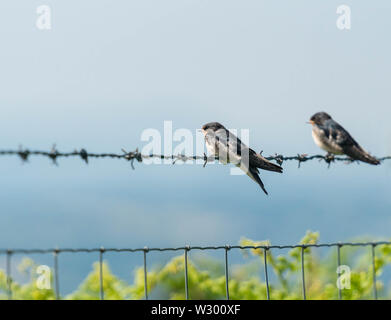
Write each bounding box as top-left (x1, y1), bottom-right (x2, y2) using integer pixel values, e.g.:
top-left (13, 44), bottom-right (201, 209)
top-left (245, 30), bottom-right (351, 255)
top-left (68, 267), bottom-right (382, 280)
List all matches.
top-left (1, 146), bottom-right (390, 168)
top-left (1, 240), bottom-right (390, 255)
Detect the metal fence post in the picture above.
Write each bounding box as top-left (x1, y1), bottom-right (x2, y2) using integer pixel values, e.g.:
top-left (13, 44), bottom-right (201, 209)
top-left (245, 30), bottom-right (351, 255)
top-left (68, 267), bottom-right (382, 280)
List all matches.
top-left (224, 245), bottom-right (230, 300)
top-left (337, 245), bottom-right (342, 300)
top-left (99, 247), bottom-right (105, 300)
top-left (371, 244), bottom-right (378, 300)
top-left (143, 247), bottom-right (149, 300)
top-left (184, 246), bottom-right (190, 300)
top-left (301, 246), bottom-right (306, 300)
top-left (53, 249), bottom-right (60, 300)
top-left (263, 248), bottom-right (270, 300)
top-left (6, 250), bottom-right (12, 300)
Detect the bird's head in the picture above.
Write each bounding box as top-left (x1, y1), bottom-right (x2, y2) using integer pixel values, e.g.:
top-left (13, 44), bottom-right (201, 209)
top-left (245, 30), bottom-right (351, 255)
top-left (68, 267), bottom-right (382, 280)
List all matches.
top-left (201, 122), bottom-right (225, 134)
top-left (308, 112), bottom-right (332, 126)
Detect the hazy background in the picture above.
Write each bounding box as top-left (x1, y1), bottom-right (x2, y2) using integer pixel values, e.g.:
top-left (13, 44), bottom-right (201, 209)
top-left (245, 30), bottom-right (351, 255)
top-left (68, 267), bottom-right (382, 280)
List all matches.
top-left (0, 0), bottom-right (390, 294)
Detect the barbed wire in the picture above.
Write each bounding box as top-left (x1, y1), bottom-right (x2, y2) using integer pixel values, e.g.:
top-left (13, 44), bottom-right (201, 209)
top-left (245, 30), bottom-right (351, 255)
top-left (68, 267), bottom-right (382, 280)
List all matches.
top-left (1, 145), bottom-right (390, 168)
top-left (1, 240), bottom-right (390, 300)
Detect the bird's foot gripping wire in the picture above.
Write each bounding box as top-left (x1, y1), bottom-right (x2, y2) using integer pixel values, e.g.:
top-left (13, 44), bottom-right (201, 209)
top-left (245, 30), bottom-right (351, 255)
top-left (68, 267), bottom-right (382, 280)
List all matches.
top-left (324, 153), bottom-right (335, 168)
top-left (202, 153), bottom-right (218, 167)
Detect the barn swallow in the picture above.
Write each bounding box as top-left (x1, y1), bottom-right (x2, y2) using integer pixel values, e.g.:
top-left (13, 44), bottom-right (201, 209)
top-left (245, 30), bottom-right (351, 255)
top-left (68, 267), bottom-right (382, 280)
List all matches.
top-left (201, 122), bottom-right (283, 195)
top-left (308, 112), bottom-right (380, 165)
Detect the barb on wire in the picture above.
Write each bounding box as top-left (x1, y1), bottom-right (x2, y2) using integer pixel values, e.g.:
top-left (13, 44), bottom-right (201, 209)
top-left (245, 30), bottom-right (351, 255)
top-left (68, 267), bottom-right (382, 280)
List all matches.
top-left (0, 146), bottom-right (390, 168)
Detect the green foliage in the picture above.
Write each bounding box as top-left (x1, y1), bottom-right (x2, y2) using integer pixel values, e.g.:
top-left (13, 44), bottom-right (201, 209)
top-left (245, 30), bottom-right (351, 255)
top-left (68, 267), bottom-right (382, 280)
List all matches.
top-left (0, 258), bottom-right (56, 300)
top-left (1, 231), bottom-right (391, 300)
top-left (67, 262), bottom-right (133, 300)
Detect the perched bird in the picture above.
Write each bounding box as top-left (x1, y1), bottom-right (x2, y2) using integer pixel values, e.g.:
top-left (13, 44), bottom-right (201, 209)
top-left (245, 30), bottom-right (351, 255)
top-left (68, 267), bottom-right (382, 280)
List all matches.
top-left (308, 112), bottom-right (380, 165)
top-left (201, 122), bottom-right (283, 195)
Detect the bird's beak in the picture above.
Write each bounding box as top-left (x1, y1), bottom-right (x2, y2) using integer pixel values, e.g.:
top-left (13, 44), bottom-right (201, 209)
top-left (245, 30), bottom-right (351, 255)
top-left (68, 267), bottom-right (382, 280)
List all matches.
top-left (307, 120), bottom-right (315, 125)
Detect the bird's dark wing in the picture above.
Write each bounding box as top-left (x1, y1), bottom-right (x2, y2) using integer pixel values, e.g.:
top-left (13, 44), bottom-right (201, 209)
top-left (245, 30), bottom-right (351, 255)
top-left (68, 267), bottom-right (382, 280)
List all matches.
top-left (327, 121), bottom-right (357, 148)
top-left (342, 144), bottom-right (380, 165)
top-left (212, 128), bottom-right (242, 163)
top-left (214, 129), bottom-right (283, 172)
top-left (211, 128), bottom-right (281, 193)
top-left (326, 120), bottom-right (380, 165)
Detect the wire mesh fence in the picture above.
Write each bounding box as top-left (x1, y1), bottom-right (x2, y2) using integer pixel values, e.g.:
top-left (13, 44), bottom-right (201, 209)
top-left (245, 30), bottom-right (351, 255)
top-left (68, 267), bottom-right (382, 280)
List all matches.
top-left (1, 240), bottom-right (391, 300)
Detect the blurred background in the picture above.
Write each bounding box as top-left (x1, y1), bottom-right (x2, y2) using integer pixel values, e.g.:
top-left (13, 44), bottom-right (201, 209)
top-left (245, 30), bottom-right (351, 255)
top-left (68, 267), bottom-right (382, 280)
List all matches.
top-left (0, 0), bottom-right (390, 295)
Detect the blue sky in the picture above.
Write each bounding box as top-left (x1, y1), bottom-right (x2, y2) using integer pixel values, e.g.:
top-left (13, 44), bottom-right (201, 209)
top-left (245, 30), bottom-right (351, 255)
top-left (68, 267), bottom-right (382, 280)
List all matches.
top-left (0, 0), bottom-right (391, 294)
